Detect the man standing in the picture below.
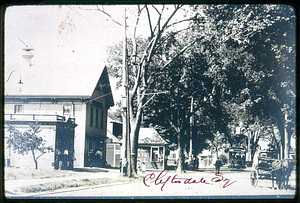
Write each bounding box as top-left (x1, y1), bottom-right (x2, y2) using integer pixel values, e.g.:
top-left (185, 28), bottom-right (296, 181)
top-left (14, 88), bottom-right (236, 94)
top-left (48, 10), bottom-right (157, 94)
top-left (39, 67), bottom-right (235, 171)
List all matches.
top-left (215, 158), bottom-right (222, 174)
top-left (194, 156), bottom-right (199, 171)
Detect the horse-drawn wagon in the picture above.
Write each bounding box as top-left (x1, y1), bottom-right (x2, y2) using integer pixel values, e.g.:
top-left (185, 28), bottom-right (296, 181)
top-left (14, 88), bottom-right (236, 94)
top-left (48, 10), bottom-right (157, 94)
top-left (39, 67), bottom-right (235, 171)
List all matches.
top-left (250, 151), bottom-right (295, 189)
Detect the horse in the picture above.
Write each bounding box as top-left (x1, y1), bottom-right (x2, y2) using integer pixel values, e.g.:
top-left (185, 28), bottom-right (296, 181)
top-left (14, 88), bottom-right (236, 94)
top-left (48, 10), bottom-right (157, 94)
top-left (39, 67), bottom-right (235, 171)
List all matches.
top-left (271, 159), bottom-right (295, 189)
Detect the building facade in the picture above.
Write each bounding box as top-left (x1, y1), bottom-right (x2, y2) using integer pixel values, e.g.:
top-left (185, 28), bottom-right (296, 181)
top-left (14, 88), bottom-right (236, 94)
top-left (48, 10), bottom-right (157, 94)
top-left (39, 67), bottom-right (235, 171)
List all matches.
top-left (4, 114), bottom-right (76, 169)
top-left (4, 65), bottom-right (114, 168)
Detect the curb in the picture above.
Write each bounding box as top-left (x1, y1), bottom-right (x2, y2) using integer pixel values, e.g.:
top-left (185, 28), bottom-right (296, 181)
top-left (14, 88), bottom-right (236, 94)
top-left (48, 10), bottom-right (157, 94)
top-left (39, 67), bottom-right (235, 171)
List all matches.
top-left (6, 179), bottom-right (140, 198)
top-left (5, 175), bottom-right (143, 198)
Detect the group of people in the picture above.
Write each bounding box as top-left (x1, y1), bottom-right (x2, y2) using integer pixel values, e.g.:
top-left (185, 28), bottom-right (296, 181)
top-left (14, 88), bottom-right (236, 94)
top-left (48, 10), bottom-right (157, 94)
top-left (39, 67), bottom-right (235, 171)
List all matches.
top-left (55, 149), bottom-right (72, 170)
top-left (88, 149), bottom-right (104, 168)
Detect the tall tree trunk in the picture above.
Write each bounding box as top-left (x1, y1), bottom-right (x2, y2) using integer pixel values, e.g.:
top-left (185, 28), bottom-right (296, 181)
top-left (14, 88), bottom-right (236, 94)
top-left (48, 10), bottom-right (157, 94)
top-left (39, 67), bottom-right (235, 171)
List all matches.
top-left (130, 118), bottom-right (141, 176)
top-left (128, 89), bottom-right (145, 177)
top-left (188, 97), bottom-right (193, 164)
top-left (247, 131), bottom-right (251, 162)
top-left (279, 142), bottom-right (282, 160)
top-left (250, 134), bottom-right (259, 163)
top-left (284, 111), bottom-right (289, 160)
top-left (176, 130), bottom-right (184, 173)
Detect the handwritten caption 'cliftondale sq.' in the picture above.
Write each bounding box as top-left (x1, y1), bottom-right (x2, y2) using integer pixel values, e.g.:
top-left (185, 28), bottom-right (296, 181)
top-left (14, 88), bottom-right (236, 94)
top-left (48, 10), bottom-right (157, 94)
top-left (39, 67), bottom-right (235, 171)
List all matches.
top-left (143, 170), bottom-right (237, 191)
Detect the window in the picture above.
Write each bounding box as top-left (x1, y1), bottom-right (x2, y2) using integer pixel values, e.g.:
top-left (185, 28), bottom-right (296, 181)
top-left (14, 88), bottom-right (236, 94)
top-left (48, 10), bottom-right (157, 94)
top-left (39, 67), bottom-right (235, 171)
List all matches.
top-left (100, 110), bottom-right (104, 129)
top-left (63, 105), bottom-right (72, 118)
top-left (95, 109), bottom-right (99, 128)
top-left (151, 147), bottom-right (159, 162)
top-left (14, 105), bottom-right (22, 114)
top-left (150, 146), bottom-right (164, 162)
top-left (90, 107), bottom-right (94, 127)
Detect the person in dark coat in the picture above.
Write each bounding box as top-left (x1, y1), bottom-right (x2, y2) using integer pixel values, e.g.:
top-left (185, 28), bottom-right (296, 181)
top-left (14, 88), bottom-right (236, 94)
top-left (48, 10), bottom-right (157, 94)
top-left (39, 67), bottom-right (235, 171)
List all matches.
top-left (56, 150), bottom-right (62, 170)
top-left (194, 156), bottom-right (199, 171)
top-left (123, 160), bottom-right (128, 176)
top-left (215, 158), bottom-right (222, 174)
top-left (62, 150), bottom-right (69, 170)
top-left (120, 159), bottom-right (122, 173)
top-left (88, 149), bottom-right (94, 168)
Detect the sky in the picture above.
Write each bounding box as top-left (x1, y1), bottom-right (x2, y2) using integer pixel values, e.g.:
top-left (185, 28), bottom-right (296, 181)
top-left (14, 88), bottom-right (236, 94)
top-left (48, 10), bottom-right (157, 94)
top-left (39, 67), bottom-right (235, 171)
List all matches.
top-left (4, 5), bottom-right (142, 105)
top-left (4, 5), bottom-right (189, 107)
top-left (4, 5), bottom-right (133, 66)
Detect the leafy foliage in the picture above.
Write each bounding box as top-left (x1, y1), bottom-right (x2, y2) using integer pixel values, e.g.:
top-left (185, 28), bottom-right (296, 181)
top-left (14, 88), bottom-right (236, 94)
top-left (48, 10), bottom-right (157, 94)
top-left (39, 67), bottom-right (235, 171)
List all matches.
top-left (6, 123), bottom-right (53, 169)
top-left (105, 5), bottom-right (296, 172)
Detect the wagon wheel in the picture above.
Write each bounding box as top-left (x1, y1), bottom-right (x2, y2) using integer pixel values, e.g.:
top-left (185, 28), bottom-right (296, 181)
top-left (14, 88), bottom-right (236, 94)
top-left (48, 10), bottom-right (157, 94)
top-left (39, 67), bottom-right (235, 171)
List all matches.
top-left (250, 170), bottom-right (259, 187)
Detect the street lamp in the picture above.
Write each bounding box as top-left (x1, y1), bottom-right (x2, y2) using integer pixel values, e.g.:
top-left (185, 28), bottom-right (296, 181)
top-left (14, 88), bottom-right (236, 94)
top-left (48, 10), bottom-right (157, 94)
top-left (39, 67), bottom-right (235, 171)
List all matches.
top-left (5, 70), bottom-right (23, 94)
top-left (19, 38), bottom-right (34, 67)
top-left (5, 70), bottom-right (23, 84)
top-left (22, 46), bottom-right (34, 67)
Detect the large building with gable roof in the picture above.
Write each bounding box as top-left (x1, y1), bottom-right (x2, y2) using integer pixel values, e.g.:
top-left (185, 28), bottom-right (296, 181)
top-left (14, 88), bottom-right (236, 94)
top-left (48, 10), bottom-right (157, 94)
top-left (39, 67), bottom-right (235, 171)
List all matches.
top-left (4, 64), bottom-right (114, 168)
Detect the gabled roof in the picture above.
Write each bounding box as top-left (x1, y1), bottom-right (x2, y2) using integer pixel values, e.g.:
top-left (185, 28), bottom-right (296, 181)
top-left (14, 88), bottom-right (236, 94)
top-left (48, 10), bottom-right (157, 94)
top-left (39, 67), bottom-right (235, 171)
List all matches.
top-left (139, 127), bottom-right (168, 145)
top-left (5, 64), bottom-right (114, 107)
top-left (108, 111), bottom-right (122, 124)
top-left (106, 127), bottom-right (167, 145)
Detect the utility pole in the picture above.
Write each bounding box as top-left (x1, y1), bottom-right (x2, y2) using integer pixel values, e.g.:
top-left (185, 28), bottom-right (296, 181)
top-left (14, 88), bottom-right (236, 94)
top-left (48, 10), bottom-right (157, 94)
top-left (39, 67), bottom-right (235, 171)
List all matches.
top-left (121, 8), bottom-right (128, 176)
top-left (125, 7), bottom-right (132, 177)
top-left (120, 8), bottom-right (132, 177)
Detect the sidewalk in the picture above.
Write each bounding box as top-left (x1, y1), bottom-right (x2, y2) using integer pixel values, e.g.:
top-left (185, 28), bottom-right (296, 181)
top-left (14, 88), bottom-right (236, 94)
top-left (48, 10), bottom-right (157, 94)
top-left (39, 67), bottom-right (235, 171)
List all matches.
top-left (187, 164), bottom-right (252, 173)
top-left (5, 167), bottom-right (123, 196)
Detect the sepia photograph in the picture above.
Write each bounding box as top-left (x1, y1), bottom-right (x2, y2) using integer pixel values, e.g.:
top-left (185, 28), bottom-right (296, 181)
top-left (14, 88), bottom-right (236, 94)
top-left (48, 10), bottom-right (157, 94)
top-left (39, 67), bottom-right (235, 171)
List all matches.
top-left (3, 4), bottom-right (297, 200)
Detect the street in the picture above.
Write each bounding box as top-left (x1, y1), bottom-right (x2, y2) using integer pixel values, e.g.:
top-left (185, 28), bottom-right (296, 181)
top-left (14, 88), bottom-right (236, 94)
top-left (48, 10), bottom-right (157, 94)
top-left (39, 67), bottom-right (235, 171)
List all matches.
top-left (12, 168), bottom-right (296, 199)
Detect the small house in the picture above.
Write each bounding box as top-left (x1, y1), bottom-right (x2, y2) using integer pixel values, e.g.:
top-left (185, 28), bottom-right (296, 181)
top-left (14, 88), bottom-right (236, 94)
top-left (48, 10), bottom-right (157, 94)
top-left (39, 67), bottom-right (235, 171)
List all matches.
top-left (106, 116), bottom-right (168, 170)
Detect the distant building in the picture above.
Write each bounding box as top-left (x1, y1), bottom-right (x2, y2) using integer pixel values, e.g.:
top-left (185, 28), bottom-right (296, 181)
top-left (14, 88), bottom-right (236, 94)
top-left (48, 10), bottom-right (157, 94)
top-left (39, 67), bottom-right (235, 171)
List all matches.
top-left (106, 111), bottom-right (122, 168)
top-left (106, 113), bottom-right (168, 170)
top-left (4, 65), bottom-right (114, 168)
top-left (137, 127), bottom-right (168, 170)
top-left (198, 149), bottom-right (213, 167)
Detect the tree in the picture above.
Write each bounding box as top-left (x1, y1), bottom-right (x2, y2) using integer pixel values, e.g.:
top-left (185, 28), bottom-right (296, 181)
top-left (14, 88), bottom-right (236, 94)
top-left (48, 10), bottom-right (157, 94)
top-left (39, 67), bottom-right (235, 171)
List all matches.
top-left (105, 5), bottom-right (295, 175)
top-left (105, 5), bottom-right (201, 175)
top-left (199, 4), bottom-right (296, 162)
top-left (206, 132), bottom-right (228, 159)
top-left (143, 4), bottom-right (274, 172)
top-left (6, 123), bottom-right (53, 169)
top-left (243, 5), bottom-right (296, 160)
top-left (143, 52), bottom-right (214, 172)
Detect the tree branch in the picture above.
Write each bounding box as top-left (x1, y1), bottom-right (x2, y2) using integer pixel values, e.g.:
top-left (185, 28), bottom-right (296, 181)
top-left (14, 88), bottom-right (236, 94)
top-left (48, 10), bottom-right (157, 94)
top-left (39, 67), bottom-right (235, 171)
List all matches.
top-left (152, 5), bottom-right (164, 34)
top-left (145, 5), bottom-right (154, 38)
top-left (130, 5), bottom-right (144, 101)
top-left (36, 151), bottom-right (46, 160)
top-left (133, 5), bottom-right (144, 37)
top-left (165, 112), bottom-right (180, 133)
top-left (157, 27), bottom-right (191, 48)
top-left (160, 5), bottom-right (183, 32)
top-left (96, 5), bottom-right (122, 26)
top-left (162, 38), bottom-right (199, 69)
top-left (151, 5), bottom-right (161, 15)
top-left (165, 18), bottom-right (195, 29)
